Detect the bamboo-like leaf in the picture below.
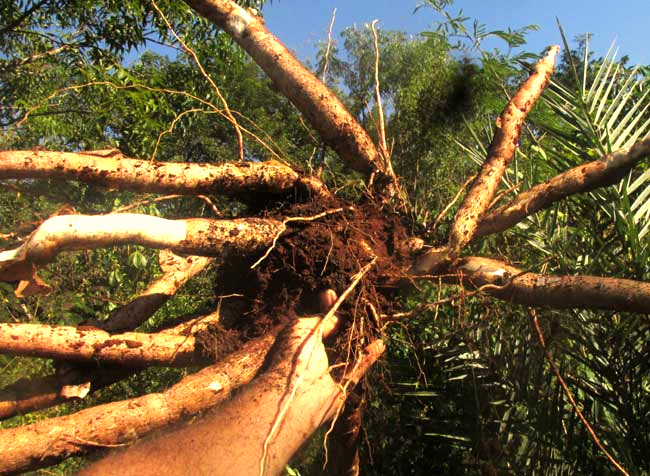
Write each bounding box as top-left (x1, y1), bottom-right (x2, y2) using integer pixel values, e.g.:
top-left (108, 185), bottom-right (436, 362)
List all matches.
top-left (424, 432), bottom-right (471, 442)
top-left (601, 66), bottom-right (643, 132)
top-left (401, 391), bottom-right (442, 397)
top-left (611, 99), bottom-right (650, 149)
top-left (587, 42), bottom-right (618, 109)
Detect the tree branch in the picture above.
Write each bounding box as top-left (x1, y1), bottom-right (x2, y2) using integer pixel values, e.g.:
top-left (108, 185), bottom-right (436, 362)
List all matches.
top-left (447, 46), bottom-right (559, 257)
top-left (475, 137), bottom-right (650, 237)
top-left (0, 0), bottom-right (49, 36)
top-left (0, 43), bottom-right (72, 70)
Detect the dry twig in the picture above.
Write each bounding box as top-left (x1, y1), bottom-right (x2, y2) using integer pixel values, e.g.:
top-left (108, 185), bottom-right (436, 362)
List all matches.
top-left (432, 174), bottom-right (476, 232)
top-left (529, 309), bottom-right (630, 476)
top-left (370, 20), bottom-right (388, 159)
top-left (321, 8), bottom-right (337, 83)
top-left (151, 0), bottom-right (245, 161)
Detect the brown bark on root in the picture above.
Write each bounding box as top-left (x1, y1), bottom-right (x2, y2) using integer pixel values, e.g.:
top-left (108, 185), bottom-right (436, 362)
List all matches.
top-left (475, 137), bottom-right (650, 237)
top-left (0, 149), bottom-right (315, 197)
top-left (76, 325), bottom-right (384, 476)
top-left (0, 309), bottom-right (224, 420)
top-left (0, 331), bottom-right (276, 474)
top-left (0, 254), bottom-right (212, 420)
top-left (453, 256), bottom-right (650, 313)
top-left (0, 322), bottom-right (209, 366)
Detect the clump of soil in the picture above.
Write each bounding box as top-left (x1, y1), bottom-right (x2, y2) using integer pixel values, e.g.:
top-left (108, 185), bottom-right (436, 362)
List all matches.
top-left (214, 195), bottom-right (412, 342)
top-left (194, 323), bottom-right (241, 362)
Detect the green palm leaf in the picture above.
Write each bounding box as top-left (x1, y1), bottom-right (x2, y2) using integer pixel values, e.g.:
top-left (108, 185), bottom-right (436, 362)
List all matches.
top-left (543, 31), bottom-right (650, 241)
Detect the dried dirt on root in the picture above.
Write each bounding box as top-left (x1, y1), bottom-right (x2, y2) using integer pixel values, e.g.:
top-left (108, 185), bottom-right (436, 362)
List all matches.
top-left (213, 196), bottom-right (413, 343)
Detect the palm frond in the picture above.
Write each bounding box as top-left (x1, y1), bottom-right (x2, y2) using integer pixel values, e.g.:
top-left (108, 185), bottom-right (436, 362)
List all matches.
top-left (543, 33), bottom-right (650, 241)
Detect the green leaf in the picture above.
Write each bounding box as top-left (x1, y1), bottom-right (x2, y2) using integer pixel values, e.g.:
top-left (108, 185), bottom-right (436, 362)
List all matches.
top-left (129, 250), bottom-right (148, 269)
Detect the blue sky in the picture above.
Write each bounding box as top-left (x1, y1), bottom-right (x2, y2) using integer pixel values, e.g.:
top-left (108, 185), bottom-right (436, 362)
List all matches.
top-left (262, 0), bottom-right (649, 65)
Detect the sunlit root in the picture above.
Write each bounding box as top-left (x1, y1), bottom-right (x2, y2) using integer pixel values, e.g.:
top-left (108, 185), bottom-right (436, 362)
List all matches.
top-left (475, 137), bottom-right (650, 237)
top-left (0, 331), bottom-right (276, 474)
top-left (447, 46), bottom-right (559, 256)
top-left (454, 256), bottom-right (650, 313)
top-left (0, 322), bottom-right (209, 367)
top-left (0, 214), bottom-right (282, 291)
top-left (0, 149), bottom-right (308, 196)
top-left (0, 308), bottom-right (224, 420)
top-left (183, 0), bottom-right (398, 193)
